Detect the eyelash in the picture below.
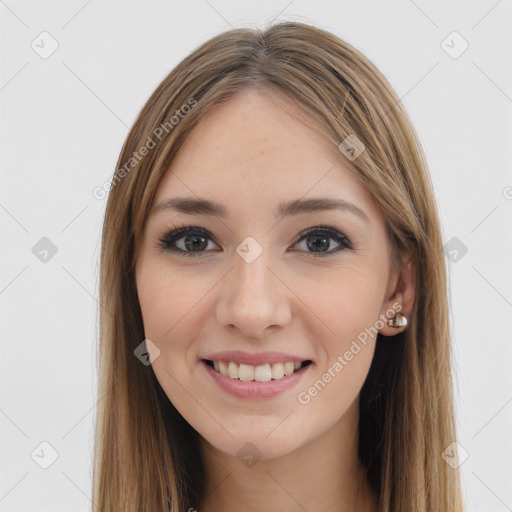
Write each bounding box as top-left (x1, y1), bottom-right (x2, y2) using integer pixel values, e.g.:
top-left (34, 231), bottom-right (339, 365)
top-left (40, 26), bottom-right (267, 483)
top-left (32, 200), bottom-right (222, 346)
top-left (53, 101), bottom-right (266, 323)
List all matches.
top-left (155, 223), bottom-right (354, 258)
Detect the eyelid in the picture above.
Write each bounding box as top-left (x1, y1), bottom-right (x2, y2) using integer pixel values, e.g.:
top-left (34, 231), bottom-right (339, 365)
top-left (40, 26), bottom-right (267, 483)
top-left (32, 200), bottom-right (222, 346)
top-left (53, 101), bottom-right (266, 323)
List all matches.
top-left (154, 225), bottom-right (220, 254)
top-left (155, 223), bottom-right (353, 257)
top-left (290, 226), bottom-right (353, 256)
top-left (293, 225), bottom-right (352, 247)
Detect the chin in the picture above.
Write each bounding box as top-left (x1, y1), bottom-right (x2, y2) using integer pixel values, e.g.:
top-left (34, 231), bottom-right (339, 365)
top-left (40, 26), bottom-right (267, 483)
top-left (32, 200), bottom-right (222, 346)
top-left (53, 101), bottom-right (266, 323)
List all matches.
top-left (198, 423), bottom-right (310, 464)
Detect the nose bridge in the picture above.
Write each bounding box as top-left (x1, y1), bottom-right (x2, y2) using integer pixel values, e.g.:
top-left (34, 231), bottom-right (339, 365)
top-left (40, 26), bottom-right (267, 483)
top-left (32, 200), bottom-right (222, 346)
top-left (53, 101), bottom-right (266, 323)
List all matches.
top-left (217, 236), bottom-right (290, 335)
top-left (232, 238), bottom-right (276, 306)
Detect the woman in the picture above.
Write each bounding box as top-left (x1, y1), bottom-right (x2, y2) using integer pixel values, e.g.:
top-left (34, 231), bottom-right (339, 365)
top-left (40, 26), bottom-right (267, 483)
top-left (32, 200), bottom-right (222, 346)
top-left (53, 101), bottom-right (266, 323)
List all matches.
top-left (92, 21), bottom-right (464, 512)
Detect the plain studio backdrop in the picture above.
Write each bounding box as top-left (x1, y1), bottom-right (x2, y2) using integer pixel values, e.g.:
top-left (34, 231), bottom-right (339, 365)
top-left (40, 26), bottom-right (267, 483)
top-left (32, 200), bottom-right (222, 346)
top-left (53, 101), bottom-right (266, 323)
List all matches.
top-left (1, 1), bottom-right (511, 511)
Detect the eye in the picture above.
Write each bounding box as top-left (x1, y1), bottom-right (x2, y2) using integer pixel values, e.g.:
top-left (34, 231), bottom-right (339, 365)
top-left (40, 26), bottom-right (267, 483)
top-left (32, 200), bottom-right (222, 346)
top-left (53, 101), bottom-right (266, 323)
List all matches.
top-left (156, 225), bottom-right (219, 257)
top-left (292, 226), bottom-right (353, 257)
top-left (156, 224), bottom-right (353, 257)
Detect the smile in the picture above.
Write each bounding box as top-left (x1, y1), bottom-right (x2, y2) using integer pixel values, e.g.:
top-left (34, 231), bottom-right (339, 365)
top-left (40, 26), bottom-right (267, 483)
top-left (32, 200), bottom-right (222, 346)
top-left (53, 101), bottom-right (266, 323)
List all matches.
top-left (204, 359), bottom-right (312, 382)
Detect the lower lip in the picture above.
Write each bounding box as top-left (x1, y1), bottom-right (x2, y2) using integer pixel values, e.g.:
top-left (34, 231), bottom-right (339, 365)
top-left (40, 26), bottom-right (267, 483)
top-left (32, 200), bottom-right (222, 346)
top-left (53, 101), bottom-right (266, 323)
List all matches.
top-left (202, 360), bottom-right (313, 399)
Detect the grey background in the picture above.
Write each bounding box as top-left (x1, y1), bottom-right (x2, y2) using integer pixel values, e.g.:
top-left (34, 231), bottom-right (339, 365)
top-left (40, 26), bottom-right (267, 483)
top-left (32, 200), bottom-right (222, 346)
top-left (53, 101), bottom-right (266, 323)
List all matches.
top-left (1, 1), bottom-right (511, 510)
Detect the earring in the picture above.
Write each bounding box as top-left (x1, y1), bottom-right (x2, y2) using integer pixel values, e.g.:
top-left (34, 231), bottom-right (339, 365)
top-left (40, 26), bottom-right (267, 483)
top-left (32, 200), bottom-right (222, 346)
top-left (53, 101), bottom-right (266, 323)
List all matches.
top-left (388, 312), bottom-right (407, 328)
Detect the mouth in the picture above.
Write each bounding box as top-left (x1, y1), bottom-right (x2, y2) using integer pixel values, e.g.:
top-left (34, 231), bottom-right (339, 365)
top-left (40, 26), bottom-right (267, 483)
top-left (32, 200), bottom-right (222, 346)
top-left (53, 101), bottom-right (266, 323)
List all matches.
top-left (202, 359), bottom-right (313, 382)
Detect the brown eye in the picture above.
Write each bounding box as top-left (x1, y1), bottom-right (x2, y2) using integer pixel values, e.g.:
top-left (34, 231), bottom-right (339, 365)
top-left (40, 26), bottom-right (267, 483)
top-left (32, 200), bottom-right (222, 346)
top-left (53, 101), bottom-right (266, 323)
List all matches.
top-left (158, 225), bottom-right (353, 258)
top-left (158, 226), bottom-right (218, 257)
top-left (293, 227), bottom-right (352, 257)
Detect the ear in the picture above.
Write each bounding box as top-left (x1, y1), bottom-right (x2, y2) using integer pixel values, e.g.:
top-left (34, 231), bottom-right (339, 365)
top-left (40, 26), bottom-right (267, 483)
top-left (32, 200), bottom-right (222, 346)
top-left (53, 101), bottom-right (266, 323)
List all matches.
top-left (378, 250), bottom-right (416, 336)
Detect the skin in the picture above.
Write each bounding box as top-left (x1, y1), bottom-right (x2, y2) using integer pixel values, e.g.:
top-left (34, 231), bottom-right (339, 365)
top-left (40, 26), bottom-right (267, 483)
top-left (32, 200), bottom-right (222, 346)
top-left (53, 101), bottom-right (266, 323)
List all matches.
top-left (135, 89), bottom-right (416, 512)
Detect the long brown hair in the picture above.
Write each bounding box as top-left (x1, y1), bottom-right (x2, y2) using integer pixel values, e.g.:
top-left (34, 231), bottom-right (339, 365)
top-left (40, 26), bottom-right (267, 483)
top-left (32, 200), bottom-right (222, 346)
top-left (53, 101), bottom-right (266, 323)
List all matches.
top-left (92, 21), bottom-right (464, 511)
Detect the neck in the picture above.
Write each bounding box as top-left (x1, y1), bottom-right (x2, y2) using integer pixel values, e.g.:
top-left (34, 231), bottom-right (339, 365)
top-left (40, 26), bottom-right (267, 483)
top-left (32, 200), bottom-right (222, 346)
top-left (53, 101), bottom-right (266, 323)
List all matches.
top-left (196, 400), bottom-right (378, 512)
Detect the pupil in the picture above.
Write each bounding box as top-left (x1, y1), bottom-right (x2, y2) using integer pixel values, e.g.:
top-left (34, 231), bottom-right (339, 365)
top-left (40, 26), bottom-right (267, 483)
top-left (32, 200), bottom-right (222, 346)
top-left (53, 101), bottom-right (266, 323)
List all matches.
top-left (307, 235), bottom-right (329, 252)
top-left (185, 235), bottom-right (207, 252)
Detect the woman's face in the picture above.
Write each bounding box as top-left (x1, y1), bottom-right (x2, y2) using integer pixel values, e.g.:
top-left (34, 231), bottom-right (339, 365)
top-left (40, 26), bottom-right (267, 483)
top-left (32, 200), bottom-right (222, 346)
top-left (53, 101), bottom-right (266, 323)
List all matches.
top-left (135, 90), bottom-right (405, 461)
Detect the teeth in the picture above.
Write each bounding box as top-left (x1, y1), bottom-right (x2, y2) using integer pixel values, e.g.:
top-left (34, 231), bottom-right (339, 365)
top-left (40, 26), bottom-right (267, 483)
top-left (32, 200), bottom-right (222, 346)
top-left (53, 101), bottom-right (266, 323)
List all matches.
top-left (283, 362), bottom-right (295, 376)
top-left (271, 362), bottom-right (284, 379)
top-left (213, 360), bottom-right (306, 382)
top-left (239, 363), bottom-right (255, 381)
top-left (228, 361), bottom-right (238, 379)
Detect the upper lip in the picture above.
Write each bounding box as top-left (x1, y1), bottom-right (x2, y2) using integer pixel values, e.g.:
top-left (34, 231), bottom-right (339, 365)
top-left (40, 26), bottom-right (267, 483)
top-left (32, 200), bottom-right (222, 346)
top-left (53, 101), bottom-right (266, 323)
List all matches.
top-left (201, 350), bottom-right (311, 366)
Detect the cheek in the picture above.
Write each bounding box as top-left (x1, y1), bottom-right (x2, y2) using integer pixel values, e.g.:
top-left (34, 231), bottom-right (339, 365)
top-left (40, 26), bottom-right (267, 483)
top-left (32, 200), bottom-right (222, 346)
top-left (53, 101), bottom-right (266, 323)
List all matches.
top-left (303, 264), bottom-right (385, 344)
top-left (136, 264), bottom-right (217, 374)
top-left (137, 262), bottom-right (195, 334)
top-left (138, 274), bottom-right (171, 338)
top-left (136, 266), bottom-right (203, 400)
top-left (296, 281), bottom-right (380, 418)
top-left (296, 265), bottom-right (384, 399)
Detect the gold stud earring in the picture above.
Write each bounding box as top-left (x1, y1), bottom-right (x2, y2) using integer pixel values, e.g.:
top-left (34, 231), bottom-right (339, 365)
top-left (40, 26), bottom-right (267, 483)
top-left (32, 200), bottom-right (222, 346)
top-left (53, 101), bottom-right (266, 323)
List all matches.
top-left (388, 312), bottom-right (407, 328)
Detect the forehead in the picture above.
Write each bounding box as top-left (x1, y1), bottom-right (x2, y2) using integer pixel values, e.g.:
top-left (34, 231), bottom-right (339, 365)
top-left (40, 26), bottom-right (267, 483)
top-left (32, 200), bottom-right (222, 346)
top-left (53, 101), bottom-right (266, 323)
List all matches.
top-left (153, 90), bottom-right (382, 225)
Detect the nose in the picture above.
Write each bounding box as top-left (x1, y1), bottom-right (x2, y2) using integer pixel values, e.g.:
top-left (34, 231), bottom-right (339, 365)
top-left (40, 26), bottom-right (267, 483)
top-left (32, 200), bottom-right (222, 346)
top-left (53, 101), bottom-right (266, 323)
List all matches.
top-left (215, 245), bottom-right (292, 339)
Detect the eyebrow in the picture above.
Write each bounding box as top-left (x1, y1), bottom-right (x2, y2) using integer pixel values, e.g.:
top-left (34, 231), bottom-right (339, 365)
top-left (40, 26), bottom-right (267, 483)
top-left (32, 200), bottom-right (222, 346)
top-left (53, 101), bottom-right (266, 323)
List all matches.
top-left (150, 196), bottom-right (370, 224)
